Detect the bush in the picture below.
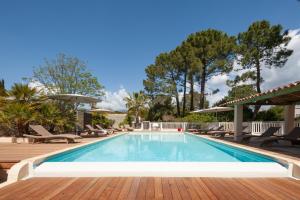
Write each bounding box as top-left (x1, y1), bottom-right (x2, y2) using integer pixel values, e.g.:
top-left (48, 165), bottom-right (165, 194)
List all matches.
top-left (176, 113), bottom-right (215, 123)
top-left (92, 113), bottom-right (115, 128)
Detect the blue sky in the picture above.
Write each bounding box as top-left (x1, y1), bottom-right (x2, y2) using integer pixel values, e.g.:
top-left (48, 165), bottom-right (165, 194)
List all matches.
top-left (0, 0), bottom-right (300, 93)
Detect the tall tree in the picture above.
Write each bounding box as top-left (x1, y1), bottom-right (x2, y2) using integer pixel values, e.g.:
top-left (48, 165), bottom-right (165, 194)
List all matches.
top-left (236, 20), bottom-right (293, 118)
top-left (237, 20), bottom-right (293, 93)
top-left (31, 53), bottom-right (104, 97)
top-left (174, 42), bottom-right (199, 116)
top-left (187, 29), bottom-right (236, 109)
top-left (144, 52), bottom-right (183, 116)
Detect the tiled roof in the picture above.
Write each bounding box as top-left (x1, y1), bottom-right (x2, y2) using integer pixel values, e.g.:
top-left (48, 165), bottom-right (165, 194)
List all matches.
top-left (221, 81), bottom-right (300, 106)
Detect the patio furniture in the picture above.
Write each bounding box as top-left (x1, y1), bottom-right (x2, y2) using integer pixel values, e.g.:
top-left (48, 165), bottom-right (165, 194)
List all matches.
top-left (241, 127), bottom-right (281, 144)
top-left (95, 124), bottom-right (114, 134)
top-left (209, 126), bottom-right (248, 138)
top-left (124, 125), bottom-right (134, 131)
top-left (261, 127), bottom-right (300, 147)
top-left (24, 125), bottom-right (81, 144)
top-left (194, 125), bottom-right (224, 135)
top-left (85, 124), bottom-right (108, 137)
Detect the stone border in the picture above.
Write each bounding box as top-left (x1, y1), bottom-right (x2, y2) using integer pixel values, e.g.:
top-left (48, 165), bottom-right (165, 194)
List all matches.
top-left (0, 133), bottom-right (127, 188)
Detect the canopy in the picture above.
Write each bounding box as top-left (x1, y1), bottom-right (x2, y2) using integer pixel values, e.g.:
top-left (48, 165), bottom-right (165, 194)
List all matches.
top-left (90, 108), bottom-right (113, 113)
top-left (221, 81), bottom-right (300, 106)
top-left (48, 94), bottom-right (100, 104)
top-left (191, 106), bottom-right (234, 113)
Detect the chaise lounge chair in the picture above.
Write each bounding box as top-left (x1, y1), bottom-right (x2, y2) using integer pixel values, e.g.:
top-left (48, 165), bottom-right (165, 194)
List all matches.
top-left (193, 125), bottom-right (224, 135)
top-left (209, 126), bottom-right (248, 138)
top-left (85, 125), bottom-right (108, 137)
top-left (24, 125), bottom-right (82, 144)
top-left (241, 126), bottom-right (281, 144)
top-left (124, 125), bottom-right (134, 131)
top-left (95, 124), bottom-right (114, 134)
top-left (260, 127), bottom-right (300, 147)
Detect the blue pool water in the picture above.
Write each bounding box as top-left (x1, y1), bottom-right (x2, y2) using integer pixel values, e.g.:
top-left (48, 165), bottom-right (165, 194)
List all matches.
top-left (45, 133), bottom-right (277, 163)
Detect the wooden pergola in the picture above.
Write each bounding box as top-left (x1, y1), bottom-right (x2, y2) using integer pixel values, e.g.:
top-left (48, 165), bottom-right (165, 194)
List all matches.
top-left (221, 81), bottom-right (300, 141)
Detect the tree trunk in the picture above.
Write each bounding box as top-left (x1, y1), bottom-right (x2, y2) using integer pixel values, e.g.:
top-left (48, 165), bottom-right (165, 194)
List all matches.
top-left (199, 65), bottom-right (207, 109)
top-left (252, 60), bottom-right (262, 120)
top-left (175, 92), bottom-right (181, 117)
top-left (182, 67), bottom-right (188, 117)
top-left (189, 74), bottom-right (194, 111)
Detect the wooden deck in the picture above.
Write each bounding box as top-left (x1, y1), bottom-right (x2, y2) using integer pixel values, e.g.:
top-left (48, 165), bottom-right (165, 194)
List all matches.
top-left (0, 138), bottom-right (101, 183)
top-left (0, 138), bottom-right (98, 163)
top-left (0, 177), bottom-right (299, 199)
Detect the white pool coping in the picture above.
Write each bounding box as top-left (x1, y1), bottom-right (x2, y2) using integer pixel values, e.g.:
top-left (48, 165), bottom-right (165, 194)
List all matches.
top-left (4, 131), bottom-right (300, 188)
top-left (33, 162), bottom-right (289, 178)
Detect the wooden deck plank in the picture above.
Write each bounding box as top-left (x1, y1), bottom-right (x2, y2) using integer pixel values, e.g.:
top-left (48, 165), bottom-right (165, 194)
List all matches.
top-left (79, 177), bottom-right (111, 199)
top-left (136, 177), bottom-right (147, 200)
top-left (98, 177), bottom-right (120, 200)
top-left (108, 177), bottom-right (127, 200)
top-left (201, 178), bottom-right (234, 200)
top-left (127, 177), bottom-right (141, 200)
top-left (181, 178), bottom-right (200, 200)
top-left (117, 177), bottom-right (134, 200)
top-left (168, 178), bottom-right (183, 200)
top-left (237, 178), bottom-right (284, 200)
top-left (145, 177), bottom-right (155, 200)
top-left (154, 177), bottom-right (164, 200)
top-left (0, 177), bottom-right (299, 200)
top-left (175, 178), bottom-right (191, 200)
top-left (194, 178), bottom-right (217, 200)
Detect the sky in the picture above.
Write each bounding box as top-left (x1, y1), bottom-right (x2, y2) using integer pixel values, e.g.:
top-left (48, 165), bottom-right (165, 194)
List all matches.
top-left (0, 0), bottom-right (300, 111)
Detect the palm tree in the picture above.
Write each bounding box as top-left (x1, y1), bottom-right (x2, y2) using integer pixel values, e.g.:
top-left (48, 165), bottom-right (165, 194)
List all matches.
top-left (124, 91), bottom-right (148, 125)
top-left (0, 83), bottom-right (39, 137)
top-left (9, 83), bottom-right (37, 102)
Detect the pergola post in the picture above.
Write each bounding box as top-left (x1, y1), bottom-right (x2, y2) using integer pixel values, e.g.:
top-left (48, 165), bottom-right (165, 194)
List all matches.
top-left (284, 105), bottom-right (295, 134)
top-left (234, 104), bottom-right (243, 141)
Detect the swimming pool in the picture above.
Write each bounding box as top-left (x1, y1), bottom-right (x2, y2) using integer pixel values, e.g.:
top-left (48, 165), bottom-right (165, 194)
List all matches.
top-left (33, 132), bottom-right (289, 177)
top-left (46, 132), bottom-right (275, 162)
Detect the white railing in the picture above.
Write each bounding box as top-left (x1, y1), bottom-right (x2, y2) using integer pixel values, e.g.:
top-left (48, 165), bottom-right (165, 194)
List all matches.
top-left (141, 121), bottom-right (300, 135)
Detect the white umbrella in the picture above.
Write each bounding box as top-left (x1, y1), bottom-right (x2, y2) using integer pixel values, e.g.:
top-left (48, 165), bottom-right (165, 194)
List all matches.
top-left (90, 108), bottom-right (113, 113)
top-left (191, 106), bottom-right (234, 113)
top-left (48, 94), bottom-right (100, 104)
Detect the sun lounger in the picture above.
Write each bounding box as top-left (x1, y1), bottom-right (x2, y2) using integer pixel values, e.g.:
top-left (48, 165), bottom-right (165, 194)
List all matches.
top-left (95, 124), bottom-right (114, 134)
top-left (193, 125), bottom-right (224, 135)
top-left (261, 127), bottom-right (300, 147)
top-left (209, 126), bottom-right (248, 138)
top-left (85, 125), bottom-right (108, 137)
top-left (24, 125), bottom-right (81, 144)
top-left (241, 127), bottom-right (281, 143)
top-left (124, 125), bottom-right (134, 131)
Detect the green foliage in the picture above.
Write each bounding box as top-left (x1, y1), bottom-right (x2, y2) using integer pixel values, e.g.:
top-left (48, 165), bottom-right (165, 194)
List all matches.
top-left (147, 96), bottom-right (174, 121)
top-left (0, 83), bottom-right (77, 136)
top-left (119, 114), bottom-right (133, 127)
top-left (216, 85), bottom-right (257, 106)
top-left (236, 20), bottom-right (293, 93)
top-left (37, 102), bottom-right (75, 132)
top-left (177, 113), bottom-right (215, 123)
top-left (256, 106), bottom-right (284, 121)
top-left (124, 91), bottom-right (148, 124)
top-left (187, 29), bottom-right (236, 108)
top-left (31, 53), bottom-right (104, 97)
top-left (0, 79), bottom-right (7, 96)
top-left (92, 113), bottom-right (115, 128)
top-left (9, 83), bottom-right (37, 102)
top-left (0, 83), bottom-right (40, 136)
